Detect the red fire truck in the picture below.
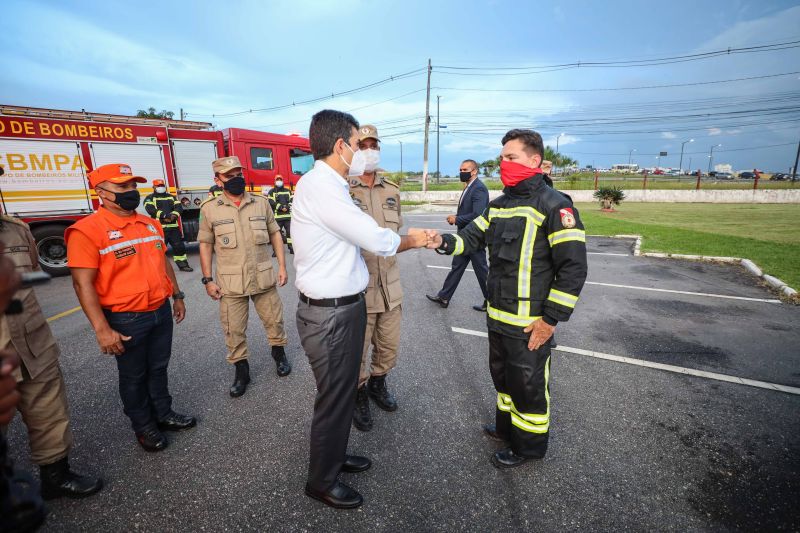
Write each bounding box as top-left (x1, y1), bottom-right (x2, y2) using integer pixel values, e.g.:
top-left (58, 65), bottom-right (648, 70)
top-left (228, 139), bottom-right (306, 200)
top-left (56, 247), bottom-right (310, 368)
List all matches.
top-left (0, 105), bottom-right (313, 275)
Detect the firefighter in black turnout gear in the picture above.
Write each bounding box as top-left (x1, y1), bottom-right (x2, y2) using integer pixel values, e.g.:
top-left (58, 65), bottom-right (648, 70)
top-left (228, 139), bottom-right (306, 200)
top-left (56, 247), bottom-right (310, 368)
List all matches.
top-left (144, 179), bottom-right (194, 272)
top-left (267, 175), bottom-right (293, 255)
top-left (431, 129), bottom-right (587, 469)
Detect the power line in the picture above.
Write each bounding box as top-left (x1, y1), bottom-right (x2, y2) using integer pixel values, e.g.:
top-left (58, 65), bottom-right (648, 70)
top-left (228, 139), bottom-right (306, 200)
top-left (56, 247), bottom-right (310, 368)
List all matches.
top-left (433, 40), bottom-right (800, 76)
top-left (433, 71), bottom-right (800, 94)
top-left (185, 67), bottom-right (425, 118)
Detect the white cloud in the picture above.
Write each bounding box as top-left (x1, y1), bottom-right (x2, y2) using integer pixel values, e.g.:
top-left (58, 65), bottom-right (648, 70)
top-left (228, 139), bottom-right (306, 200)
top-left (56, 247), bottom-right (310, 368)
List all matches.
top-left (661, 132), bottom-right (677, 139)
top-left (544, 134), bottom-right (580, 148)
top-left (726, 129), bottom-right (742, 135)
top-left (708, 128), bottom-right (722, 136)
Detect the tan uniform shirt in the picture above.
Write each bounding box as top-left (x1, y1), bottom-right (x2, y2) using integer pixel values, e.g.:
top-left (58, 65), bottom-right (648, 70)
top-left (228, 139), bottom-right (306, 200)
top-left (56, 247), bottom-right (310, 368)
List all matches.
top-left (198, 192), bottom-right (281, 296)
top-left (0, 216), bottom-right (60, 382)
top-left (349, 174), bottom-right (403, 313)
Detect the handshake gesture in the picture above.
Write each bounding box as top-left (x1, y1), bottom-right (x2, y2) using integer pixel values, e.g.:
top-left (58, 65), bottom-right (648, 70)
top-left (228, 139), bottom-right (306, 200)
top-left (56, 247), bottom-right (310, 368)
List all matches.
top-left (405, 228), bottom-right (444, 249)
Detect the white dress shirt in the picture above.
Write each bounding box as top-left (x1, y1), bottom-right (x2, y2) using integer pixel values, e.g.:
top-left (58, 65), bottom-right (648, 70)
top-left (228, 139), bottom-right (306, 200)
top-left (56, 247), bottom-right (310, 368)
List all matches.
top-left (292, 159), bottom-right (401, 298)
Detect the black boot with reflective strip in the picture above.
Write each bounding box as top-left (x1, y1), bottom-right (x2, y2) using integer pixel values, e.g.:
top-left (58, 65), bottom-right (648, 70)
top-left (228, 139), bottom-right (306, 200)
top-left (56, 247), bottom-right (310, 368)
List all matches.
top-left (271, 346), bottom-right (291, 377)
top-left (230, 360), bottom-right (251, 397)
top-left (176, 260), bottom-right (193, 272)
top-left (367, 374), bottom-right (397, 412)
top-left (353, 385), bottom-right (373, 432)
top-left (39, 457), bottom-right (103, 500)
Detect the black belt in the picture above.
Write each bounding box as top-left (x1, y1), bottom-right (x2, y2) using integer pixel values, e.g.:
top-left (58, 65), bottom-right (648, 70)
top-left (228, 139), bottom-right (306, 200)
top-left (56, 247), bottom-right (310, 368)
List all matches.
top-left (298, 292), bottom-right (363, 307)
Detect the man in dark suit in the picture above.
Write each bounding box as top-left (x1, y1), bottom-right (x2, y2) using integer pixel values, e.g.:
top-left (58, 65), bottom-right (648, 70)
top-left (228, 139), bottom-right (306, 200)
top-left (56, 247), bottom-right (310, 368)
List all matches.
top-left (426, 159), bottom-right (489, 311)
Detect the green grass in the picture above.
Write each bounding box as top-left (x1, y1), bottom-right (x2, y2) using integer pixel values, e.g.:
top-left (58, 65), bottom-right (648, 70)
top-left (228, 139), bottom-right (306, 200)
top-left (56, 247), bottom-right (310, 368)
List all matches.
top-left (575, 202), bottom-right (800, 290)
top-left (400, 176), bottom-right (797, 191)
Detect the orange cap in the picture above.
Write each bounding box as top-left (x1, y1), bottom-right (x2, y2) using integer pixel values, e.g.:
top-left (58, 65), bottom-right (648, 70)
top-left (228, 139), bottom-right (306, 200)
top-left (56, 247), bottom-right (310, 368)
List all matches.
top-left (88, 164), bottom-right (147, 189)
top-left (153, 179), bottom-right (165, 187)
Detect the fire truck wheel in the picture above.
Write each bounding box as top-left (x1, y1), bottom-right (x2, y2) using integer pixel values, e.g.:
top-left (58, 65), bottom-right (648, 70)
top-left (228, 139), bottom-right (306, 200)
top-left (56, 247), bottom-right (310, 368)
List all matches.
top-left (31, 224), bottom-right (70, 277)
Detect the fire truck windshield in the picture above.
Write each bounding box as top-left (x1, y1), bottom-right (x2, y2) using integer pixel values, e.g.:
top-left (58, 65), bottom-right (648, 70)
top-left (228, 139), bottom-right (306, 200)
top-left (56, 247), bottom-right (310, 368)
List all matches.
top-left (290, 148), bottom-right (313, 176)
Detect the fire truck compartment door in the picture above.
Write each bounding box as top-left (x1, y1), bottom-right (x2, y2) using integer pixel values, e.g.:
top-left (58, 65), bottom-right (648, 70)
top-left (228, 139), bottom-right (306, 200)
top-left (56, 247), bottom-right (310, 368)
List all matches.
top-left (0, 139), bottom-right (92, 216)
top-left (171, 140), bottom-right (217, 190)
top-left (89, 142), bottom-right (167, 215)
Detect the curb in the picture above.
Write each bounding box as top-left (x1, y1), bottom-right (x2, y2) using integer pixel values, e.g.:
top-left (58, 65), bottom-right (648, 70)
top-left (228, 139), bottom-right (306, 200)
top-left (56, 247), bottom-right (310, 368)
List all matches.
top-left (601, 234), bottom-right (798, 300)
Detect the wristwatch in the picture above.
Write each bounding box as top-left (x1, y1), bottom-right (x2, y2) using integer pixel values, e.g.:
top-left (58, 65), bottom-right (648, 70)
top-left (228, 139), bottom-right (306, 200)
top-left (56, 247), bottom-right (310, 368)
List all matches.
top-left (172, 291), bottom-right (185, 300)
top-left (201, 276), bottom-right (213, 285)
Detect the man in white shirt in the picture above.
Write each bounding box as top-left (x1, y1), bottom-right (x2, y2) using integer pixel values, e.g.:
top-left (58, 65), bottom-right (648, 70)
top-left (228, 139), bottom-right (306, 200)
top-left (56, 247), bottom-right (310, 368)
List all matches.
top-left (292, 109), bottom-right (430, 509)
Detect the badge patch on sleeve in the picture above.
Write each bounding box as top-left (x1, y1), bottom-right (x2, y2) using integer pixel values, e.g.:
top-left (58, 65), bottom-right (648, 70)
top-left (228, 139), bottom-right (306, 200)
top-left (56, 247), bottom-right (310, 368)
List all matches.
top-left (560, 208), bottom-right (576, 229)
top-left (114, 246), bottom-right (137, 259)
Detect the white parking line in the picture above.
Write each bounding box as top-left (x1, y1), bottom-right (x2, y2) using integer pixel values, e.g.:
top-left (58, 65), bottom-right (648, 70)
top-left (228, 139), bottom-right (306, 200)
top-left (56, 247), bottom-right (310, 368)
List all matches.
top-left (584, 281), bottom-right (781, 304)
top-left (450, 327), bottom-right (800, 396)
top-left (587, 252), bottom-right (629, 257)
top-left (425, 266), bottom-right (781, 304)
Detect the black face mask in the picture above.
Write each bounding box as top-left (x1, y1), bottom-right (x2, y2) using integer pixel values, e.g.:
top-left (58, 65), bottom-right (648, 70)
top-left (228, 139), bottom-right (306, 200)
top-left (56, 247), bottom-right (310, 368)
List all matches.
top-left (104, 189), bottom-right (140, 211)
top-left (459, 171), bottom-right (472, 182)
top-left (223, 176), bottom-right (246, 195)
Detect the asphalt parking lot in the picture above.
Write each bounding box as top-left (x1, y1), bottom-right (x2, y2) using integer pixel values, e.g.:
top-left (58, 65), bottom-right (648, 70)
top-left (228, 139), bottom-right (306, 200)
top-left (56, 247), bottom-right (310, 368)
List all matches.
top-left (6, 211), bottom-right (800, 531)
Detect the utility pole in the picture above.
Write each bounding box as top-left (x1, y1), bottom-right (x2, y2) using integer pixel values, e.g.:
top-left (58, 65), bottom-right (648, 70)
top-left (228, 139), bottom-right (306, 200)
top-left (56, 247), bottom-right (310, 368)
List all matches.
top-left (399, 141), bottom-right (403, 176)
top-left (180, 108), bottom-right (184, 121)
top-left (436, 95), bottom-right (441, 184)
top-left (679, 138), bottom-right (694, 175)
top-left (421, 59), bottom-right (432, 193)
top-left (793, 137), bottom-right (800, 180)
top-left (708, 144), bottom-right (721, 173)
top-left (628, 148), bottom-right (636, 165)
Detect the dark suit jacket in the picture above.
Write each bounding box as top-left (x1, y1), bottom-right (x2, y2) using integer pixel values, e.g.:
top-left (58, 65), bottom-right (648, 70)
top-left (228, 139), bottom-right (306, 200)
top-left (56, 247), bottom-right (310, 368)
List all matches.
top-left (456, 178), bottom-right (490, 230)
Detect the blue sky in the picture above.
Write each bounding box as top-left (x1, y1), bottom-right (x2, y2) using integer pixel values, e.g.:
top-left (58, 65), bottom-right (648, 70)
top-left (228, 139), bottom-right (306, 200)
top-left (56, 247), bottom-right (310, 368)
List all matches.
top-left (3, 0), bottom-right (799, 174)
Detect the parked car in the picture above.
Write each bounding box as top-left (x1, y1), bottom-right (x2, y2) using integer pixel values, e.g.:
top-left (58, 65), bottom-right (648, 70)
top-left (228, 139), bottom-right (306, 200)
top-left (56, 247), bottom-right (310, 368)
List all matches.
top-left (708, 171), bottom-right (717, 177)
top-left (716, 172), bottom-right (733, 180)
top-left (739, 171), bottom-right (756, 179)
top-left (771, 173), bottom-right (788, 181)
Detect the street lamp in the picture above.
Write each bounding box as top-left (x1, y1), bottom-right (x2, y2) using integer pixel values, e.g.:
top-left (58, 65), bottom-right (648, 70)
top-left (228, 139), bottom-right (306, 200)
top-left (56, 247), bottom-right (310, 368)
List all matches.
top-left (555, 132), bottom-right (565, 175)
top-left (436, 95), bottom-right (441, 183)
top-left (398, 140), bottom-right (403, 176)
top-left (679, 138), bottom-right (694, 175)
top-left (629, 148), bottom-right (637, 165)
top-left (707, 144), bottom-right (721, 174)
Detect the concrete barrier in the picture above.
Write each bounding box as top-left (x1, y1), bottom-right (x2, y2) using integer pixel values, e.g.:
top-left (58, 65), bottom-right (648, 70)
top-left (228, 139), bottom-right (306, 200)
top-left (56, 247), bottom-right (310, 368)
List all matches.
top-left (401, 189), bottom-right (800, 203)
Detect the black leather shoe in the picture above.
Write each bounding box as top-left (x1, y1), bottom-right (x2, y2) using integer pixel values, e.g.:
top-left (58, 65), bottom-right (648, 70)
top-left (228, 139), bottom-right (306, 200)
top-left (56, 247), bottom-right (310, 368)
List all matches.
top-left (230, 359), bottom-right (251, 397)
top-left (353, 385), bottom-right (373, 432)
top-left (367, 374), bottom-right (397, 412)
top-left (473, 301), bottom-right (487, 312)
top-left (305, 481), bottom-right (363, 509)
top-left (136, 428), bottom-right (168, 452)
top-left (176, 261), bottom-right (194, 272)
top-left (426, 294), bottom-right (449, 308)
top-left (272, 346), bottom-right (291, 377)
top-left (491, 448), bottom-right (535, 469)
top-left (158, 412), bottom-right (197, 432)
top-left (341, 455), bottom-right (371, 473)
top-left (482, 423), bottom-right (506, 442)
top-left (40, 457), bottom-right (103, 500)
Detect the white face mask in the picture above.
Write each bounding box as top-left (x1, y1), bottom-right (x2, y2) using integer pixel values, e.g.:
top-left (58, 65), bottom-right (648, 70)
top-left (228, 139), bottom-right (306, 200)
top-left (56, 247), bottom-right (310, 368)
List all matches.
top-left (342, 142), bottom-right (366, 177)
top-left (275, 180), bottom-right (284, 188)
top-left (361, 149), bottom-right (380, 172)
top-left (155, 186), bottom-right (166, 194)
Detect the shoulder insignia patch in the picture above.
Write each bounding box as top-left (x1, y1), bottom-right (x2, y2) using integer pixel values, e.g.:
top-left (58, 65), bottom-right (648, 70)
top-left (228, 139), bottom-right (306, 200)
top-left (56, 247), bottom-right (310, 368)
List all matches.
top-left (560, 208), bottom-right (576, 229)
top-left (147, 224), bottom-right (158, 235)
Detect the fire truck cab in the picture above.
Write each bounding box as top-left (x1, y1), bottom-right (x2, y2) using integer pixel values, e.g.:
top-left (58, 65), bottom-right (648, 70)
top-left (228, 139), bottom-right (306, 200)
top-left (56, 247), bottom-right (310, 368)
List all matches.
top-left (0, 105), bottom-right (311, 276)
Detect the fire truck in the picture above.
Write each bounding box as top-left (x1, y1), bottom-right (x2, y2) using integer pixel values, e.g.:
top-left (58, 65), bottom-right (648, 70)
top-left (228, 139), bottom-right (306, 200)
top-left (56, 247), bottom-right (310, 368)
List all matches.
top-left (0, 105), bottom-right (313, 275)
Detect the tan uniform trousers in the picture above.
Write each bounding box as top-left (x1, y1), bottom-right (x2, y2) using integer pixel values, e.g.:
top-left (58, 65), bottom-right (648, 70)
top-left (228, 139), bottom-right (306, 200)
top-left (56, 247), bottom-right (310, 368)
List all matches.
top-left (2, 364), bottom-right (73, 466)
top-left (359, 305), bottom-right (402, 387)
top-left (220, 287), bottom-right (288, 363)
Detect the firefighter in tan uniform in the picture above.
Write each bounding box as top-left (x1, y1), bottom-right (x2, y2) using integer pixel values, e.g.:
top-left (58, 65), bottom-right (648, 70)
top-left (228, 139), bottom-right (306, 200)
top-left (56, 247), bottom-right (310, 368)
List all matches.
top-left (198, 156), bottom-right (292, 398)
top-left (348, 125), bottom-right (402, 432)
top-left (0, 215), bottom-right (103, 499)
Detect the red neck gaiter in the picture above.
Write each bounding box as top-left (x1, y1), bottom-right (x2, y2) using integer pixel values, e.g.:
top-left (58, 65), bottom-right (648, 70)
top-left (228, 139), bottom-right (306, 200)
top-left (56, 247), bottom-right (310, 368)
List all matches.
top-left (500, 160), bottom-right (542, 187)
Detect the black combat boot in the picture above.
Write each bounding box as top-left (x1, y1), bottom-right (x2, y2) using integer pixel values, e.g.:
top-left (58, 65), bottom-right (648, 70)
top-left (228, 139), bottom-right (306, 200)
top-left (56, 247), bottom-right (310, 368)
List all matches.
top-left (353, 385), bottom-right (373, 432)
top-left (272, 346), bottom-right (291, 377)
top-left (230, 360), bottom-right (251, 397)
top-left (176, 260), bottom-right (193, 272)
top-left (288, 244), bottom-right (294, 255)
top-left (39, 457), bottom-right (103, 500)
top-left (367, 374), bottom-right (398, 412)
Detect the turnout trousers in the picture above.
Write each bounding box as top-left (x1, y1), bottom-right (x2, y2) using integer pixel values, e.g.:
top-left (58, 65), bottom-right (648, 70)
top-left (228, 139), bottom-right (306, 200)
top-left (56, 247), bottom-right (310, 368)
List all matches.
top-left (297, 296), bottom-right (366, 492)
top-left (489, 330), bottom-right (551, 458)
top-left (163, 227), bottom-right (188, 263)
